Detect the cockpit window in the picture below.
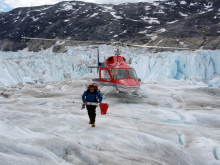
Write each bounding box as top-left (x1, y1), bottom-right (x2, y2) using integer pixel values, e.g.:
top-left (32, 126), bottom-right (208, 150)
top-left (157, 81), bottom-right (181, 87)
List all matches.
top-left (115, 69), bottom-right (127, 80)
top-left (127, 69), bottom-right (137, 79)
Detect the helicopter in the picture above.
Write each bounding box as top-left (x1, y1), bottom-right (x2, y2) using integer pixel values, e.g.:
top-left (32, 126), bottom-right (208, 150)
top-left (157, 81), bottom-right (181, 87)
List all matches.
top-left (21, 37), bottom-right (190, 93)
top-left (88, 44), bottom-right (141, 93)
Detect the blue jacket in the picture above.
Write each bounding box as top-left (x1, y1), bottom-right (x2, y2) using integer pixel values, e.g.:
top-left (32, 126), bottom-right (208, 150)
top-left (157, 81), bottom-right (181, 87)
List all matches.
top-left (82, 90), bottom-right (103, 103)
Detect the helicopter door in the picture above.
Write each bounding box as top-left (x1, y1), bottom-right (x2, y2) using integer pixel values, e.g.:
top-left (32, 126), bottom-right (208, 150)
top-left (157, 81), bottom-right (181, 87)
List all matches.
top-left (99, 68), bottom-right (113, 84)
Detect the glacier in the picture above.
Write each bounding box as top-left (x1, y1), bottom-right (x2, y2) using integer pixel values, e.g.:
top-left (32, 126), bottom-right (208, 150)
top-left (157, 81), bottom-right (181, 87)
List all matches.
top-left (0, 46), bottom-right (220, 88)
top-left (131, 50), bottom-right (220, 87)
top-left (0, 46), bottom-right (98, 86)
top-left (0, 46), bottom-right (220, 165)
top-left (0, 73), bottom-right (220, 165)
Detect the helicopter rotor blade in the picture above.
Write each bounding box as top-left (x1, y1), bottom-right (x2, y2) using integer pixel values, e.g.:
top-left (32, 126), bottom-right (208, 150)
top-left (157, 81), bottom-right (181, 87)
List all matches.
top-left (21, 37), bottom-right (91, 43)
top-left (127, 44), bottom-right (190, 50)
top-left (21, 37), bottom-right (192, 50)
top-left (21, 37), bottom-right (108, 44)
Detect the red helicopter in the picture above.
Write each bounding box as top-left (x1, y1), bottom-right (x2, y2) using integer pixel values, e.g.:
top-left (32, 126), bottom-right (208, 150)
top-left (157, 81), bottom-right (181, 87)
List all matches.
top-left (89, 46), bottom-right (141, 93)
top-left (88, 43), bottom-right (189, 93)
top-left (21, 37), bottom-right (189, 94)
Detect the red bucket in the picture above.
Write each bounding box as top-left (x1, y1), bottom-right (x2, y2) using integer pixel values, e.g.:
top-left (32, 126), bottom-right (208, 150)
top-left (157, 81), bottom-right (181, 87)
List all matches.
top-left (99, 103), bottom-right (109, 115)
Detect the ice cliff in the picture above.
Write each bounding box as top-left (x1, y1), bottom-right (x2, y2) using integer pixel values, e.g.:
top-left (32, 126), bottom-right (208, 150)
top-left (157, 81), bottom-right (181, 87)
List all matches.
top-left (131, 50), bottom-right (220, 87)
top-left (0, 46), bottom-right (219, 87)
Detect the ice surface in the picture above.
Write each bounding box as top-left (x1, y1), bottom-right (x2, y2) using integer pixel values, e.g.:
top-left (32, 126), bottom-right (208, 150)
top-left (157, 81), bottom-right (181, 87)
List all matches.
top-left (22, 77), bottom-right (32, 83)
top-left (130, 50), bottom-right (220, 87)
top-left (0, 47), bottom-right (220, 88)
top-left (0, 73), bottom-right (220, 164)
top-left (0, 46), bottom-right (99, 86)
top-left (0, 44), bottom-right (220, 164)
top-left (208, 75), bottom-right (220, 88)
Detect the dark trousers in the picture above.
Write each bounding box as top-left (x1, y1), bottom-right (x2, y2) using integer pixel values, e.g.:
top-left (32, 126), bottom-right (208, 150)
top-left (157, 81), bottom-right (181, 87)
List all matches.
top-left (86, 105), bottom-right (96, 124)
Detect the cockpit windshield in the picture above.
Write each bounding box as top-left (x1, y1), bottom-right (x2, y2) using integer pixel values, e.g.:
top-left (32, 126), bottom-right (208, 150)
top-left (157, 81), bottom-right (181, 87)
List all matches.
top-left (127, 69), bottom-right (137, 79)
top-left (114, 69), bottom-right (127, 80)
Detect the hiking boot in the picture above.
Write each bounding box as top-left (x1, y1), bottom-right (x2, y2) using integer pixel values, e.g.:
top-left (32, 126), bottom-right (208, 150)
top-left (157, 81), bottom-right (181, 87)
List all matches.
top-left (89, 121), bottom-right (91, 124)
top-left (91, 123), bottom-right (95, 127)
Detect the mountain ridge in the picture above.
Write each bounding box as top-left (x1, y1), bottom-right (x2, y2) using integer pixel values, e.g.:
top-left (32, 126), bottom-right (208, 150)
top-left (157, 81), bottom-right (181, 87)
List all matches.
top-left (0, 0), bottom-right (219, 52)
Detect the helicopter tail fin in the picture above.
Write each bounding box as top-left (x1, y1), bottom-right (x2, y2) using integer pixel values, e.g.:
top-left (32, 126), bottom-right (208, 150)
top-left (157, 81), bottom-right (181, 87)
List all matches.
top-left (88, 48), bottom-right (104, 72)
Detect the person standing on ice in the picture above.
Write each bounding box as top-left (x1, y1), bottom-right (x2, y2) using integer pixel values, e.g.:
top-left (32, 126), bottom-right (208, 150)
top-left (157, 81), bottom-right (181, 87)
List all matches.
top-left (82, 84), bottom-right (103, 127)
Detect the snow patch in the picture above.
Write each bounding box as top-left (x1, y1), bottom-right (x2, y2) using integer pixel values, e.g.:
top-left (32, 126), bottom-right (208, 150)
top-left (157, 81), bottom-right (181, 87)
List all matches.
top-left (102, 5), bottom-right (113, 12)
top-left (179, 42), bottom-right (188, 48)
top-left (146, 26), bottom-right (152, 29)
top-left (111, 12), bottom-right (123, 19)
top-left (155, 39), bottom-right (163, 46)
top-left (138, 30), bottom-right (147, 34)
top-left (62, 4), bottom-right (73, 11)
top-left (42, 6), bottom-right (52, 11)
top-left (152, 2), bottom-right (159, 6)
top-left (90, 13), bottom-right (98, 18)
top-left (166, 2), bottom-right (176, 5)
top-left (179, 12), bottom-right (188, 17)
top-left (180, 1), bottom-right (187, 5)
top-left (31, 17), bottom-right (39, 21)
top-left (204, 3), bottom-right (213, 9)
top-left (157, 28), bottom-right (166, 33)
top-left (145, 6), bottom-right (150, 10)
top-left (151, 35), bottom-right (158, 41)
top-left (142, 17), bottom-right (160, 24)
top-left (167, 20), bottom-right (178, 24)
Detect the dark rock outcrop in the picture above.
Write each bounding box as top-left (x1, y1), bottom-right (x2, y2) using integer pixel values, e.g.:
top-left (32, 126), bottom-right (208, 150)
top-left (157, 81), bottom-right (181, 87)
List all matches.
top-left (0, 0), bottom-right (219, 51)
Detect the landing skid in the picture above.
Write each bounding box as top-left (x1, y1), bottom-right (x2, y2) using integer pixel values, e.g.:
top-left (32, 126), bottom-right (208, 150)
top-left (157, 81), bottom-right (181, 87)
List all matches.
top-left (130, 91), bottom-right (139, 96)
top-left (98, 85), bottom-right (105, 92)
top-left (116, 88), bottom-right (142, 98)
top-left (99, 86), bottom-right (142, 99)
top-left (129, 92), bottom-right (143, 98)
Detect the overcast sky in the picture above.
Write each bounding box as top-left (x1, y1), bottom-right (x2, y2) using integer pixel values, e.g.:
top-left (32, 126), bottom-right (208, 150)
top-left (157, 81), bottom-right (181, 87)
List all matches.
top-left (0, 0), bottom-right (159, 12)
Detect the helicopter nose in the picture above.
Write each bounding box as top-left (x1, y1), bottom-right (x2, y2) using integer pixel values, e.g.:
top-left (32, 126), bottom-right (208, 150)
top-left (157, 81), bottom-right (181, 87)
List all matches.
top-left (115, 79), bottom-right (140, 92)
